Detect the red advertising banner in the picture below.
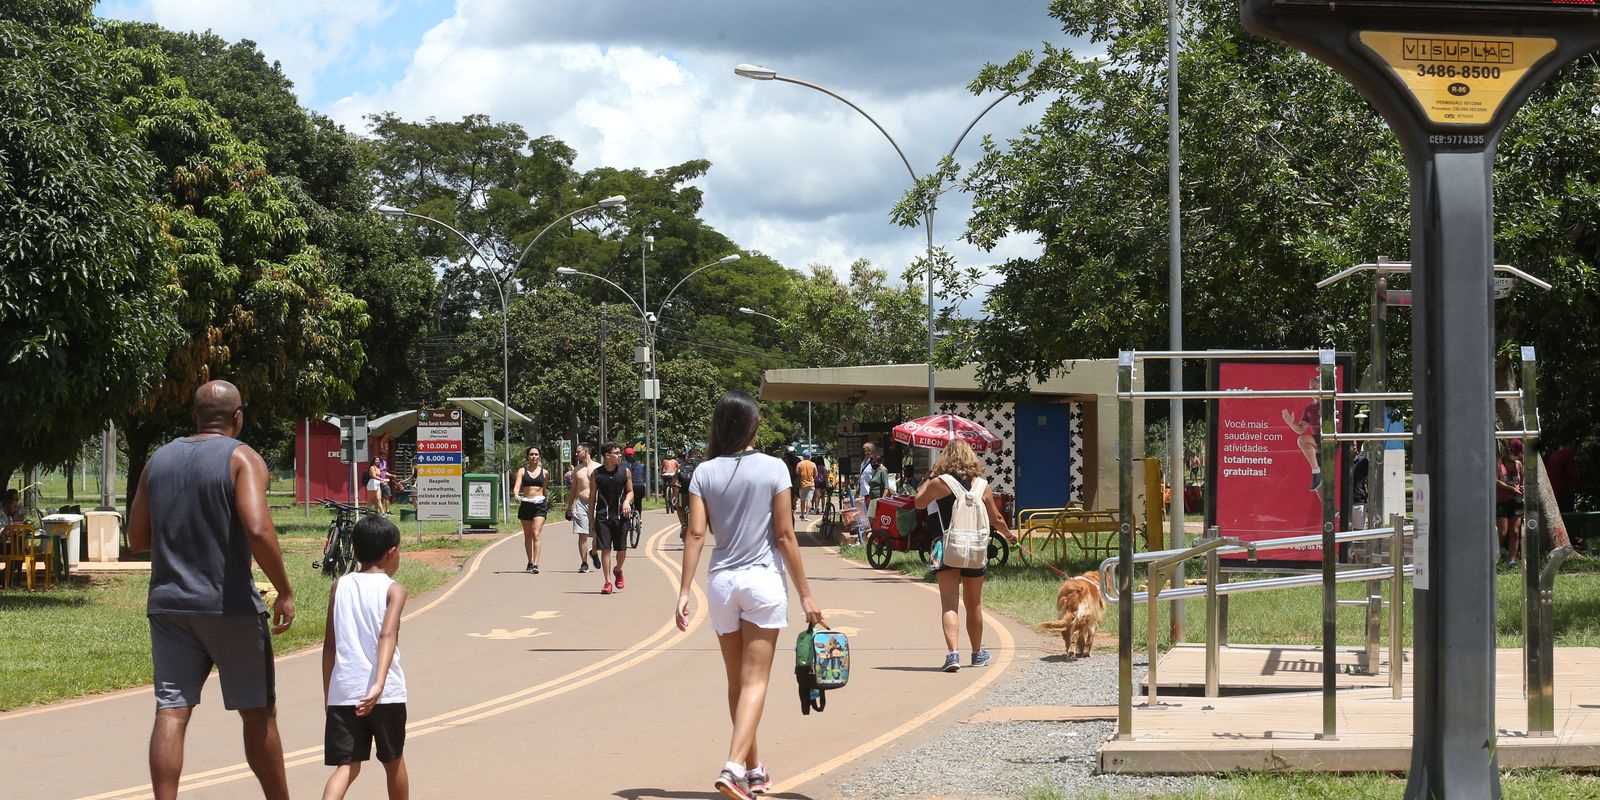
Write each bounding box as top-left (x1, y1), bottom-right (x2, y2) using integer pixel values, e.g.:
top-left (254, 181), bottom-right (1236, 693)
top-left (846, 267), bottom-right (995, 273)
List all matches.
top-left (1209, 359), bottom-right (1348, 562)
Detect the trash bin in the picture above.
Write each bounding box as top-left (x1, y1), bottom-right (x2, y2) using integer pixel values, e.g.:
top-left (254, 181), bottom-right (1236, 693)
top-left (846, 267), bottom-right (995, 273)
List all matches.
top-left (86, 510), bottom-right (122, 562)
top-left (463, 473), bottom-right (500, 530)
top-left (41, 513), bottom-right (85, 569)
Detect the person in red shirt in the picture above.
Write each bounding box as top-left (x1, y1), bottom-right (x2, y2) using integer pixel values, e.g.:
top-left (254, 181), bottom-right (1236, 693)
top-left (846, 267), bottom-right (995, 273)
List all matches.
top-left (1547, 438), bottom-right (1580, 514)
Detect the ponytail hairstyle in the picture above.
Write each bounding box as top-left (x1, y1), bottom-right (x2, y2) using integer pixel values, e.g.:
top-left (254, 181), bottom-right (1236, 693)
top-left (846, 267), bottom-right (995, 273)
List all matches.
top-left (706, 390), bottom-right (761, 459)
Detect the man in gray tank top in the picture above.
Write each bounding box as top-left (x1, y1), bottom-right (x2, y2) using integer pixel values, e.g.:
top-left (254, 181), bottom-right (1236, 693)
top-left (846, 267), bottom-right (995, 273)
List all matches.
top-left (128, 380), bottom-right (295, 800)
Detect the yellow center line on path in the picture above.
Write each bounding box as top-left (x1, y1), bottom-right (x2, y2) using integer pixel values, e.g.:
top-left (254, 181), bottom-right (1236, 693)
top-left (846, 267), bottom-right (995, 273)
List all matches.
top-left (79, 519), bottom-right (704, 800)
top-left (0, 528), bottom-right (524, 725)
top-left (763, 523), bottom-right (1019, 796)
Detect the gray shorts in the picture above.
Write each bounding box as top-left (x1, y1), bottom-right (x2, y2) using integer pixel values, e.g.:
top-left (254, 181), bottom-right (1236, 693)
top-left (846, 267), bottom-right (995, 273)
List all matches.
top-left (571, 499), bottom-right (591, 535)
top-left (150, 613), bottom-right (275, 710)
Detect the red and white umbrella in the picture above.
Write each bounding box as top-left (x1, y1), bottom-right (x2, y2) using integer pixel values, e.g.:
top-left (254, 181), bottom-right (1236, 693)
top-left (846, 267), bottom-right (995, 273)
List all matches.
top-left (891, 414), bottom-right (1003, 452)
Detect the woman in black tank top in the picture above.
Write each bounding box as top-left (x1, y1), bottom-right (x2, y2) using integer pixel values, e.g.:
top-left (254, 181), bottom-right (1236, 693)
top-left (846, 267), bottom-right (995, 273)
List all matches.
top-left (513, 447), bottom-right (549, 573)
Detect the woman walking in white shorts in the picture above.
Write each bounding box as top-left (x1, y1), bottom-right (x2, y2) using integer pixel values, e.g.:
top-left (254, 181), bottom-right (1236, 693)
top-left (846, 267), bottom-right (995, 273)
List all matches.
top-left (676, 390), bottom-right (822, 800)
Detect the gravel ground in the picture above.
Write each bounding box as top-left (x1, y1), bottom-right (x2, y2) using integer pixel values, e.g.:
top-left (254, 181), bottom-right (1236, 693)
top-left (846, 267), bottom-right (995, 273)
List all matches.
top-left (837, 635), bottom-right (1214, 800)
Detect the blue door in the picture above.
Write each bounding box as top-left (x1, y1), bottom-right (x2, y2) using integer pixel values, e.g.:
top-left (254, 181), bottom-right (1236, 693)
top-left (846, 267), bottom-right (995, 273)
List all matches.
top-left (1014, 403), bottom-right (1073, 511)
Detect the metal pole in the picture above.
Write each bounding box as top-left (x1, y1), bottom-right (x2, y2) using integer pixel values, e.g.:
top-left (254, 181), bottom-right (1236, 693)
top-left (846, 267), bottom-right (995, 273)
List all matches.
top-left (101, 421), bottom-right (115, 509)
top-left (1404, 149), bottom-right (1501, 797)
top-left (1116, 352), bottom-right (1135, 739)
top-left (500, 282), bottom-right (511, 525)
top-left (1319, 349), bottom-right (1337, 740)
top-left (599, 306), bottom-right (608, 442)
top-left (1391, 513), bottom-right (1404, 700)
top-left (926, 214), bottom-right (936, 415)
top-left (1165, 0), bottom-right (1186, 645)
top-left (1205, 525), bottom-right (1221, 698)
top-left (1372, 260), bottom-right (1390, 522)
top-left (1520, 346), bottom-right (1556, 737)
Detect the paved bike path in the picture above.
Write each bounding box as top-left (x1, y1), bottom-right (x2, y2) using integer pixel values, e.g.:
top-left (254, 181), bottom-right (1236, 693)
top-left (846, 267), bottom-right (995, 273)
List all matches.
top-left (1, 511), bottom-right (1031, 799)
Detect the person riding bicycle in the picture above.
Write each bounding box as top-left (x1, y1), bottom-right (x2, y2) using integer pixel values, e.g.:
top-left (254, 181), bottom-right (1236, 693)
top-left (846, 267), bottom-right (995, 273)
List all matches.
top-left (661, 452), bottom-right (680, 512)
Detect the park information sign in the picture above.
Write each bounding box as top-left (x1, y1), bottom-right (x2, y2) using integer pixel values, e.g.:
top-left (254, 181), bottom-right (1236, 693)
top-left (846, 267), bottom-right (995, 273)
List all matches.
top-left (415, 408), bottom-right (463, 522)
top-left (1242, 1), bottom-right (1600, 795)
top-left (1208, 360), bottom-right (1348, 563)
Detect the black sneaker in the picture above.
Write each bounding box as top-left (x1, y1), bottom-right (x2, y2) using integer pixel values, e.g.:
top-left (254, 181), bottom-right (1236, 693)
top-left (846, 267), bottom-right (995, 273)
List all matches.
top-left (590, 550), bottom-right (602, 570)
top-left (526, 561), bottom-right (536, 573)
top-left (1310, 471), bottom-right (1324, 492)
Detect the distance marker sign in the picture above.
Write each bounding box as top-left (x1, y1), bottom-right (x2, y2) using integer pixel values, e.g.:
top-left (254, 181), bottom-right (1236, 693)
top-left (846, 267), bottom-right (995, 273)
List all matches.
top-left (415, 408), bottom-right (463, 522)
top-left (1357, 32), bottom-right (1556, 126)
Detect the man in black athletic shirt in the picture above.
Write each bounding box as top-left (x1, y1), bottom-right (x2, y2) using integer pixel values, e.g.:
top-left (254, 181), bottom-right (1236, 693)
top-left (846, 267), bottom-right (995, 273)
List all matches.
top-left (586, 442), bottom-right (635, 595)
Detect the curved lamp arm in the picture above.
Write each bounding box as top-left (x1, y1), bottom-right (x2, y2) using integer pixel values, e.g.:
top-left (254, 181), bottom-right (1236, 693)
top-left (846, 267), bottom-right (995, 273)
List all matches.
top-left (374, 206), bottom-right (498, 273)
top-left (507, 195), bottom-right (627, 281)
top-left (765, 75), bottom-right (917, 186)
top-left (654, 254), bottom-right (741, 335)
top-left (557, 268), bottom-right (648, 324)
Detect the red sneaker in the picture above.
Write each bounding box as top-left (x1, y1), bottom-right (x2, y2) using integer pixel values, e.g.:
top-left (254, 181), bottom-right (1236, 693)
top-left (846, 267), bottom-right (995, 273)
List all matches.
top-left (602, 582), bottom-right (614, 595)
top-left (614, 569), bottom-right (625, 590)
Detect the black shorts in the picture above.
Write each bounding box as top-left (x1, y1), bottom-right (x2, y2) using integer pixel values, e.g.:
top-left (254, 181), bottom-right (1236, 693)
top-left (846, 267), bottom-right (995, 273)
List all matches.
top-left (1497, 500), bottom-right (1524, 520)
top-left (937, 565), bottom-right (987, 579)
top-left (594, 517), bottom-right (629, 551)
top-left (325, 703), bottom-right (406, 765)
top-left (633, 484), bottom-right (647, 501)
top-left (518, 500), bottom-right (549, 521)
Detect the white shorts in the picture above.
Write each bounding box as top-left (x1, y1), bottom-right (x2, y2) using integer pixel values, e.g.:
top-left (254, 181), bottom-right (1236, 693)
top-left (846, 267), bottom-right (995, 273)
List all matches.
top-left (707, 567), bottom-right (788, 635)
top-left (570, 500), bottom-right (590, 535)
top-left (366, 479), bottom-right (382, 492)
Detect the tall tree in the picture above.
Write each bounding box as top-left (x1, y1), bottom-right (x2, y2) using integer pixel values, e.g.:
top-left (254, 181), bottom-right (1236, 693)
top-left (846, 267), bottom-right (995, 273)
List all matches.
top-left (112, 43), bottom-right (367, 496)
top-left (0, 0), bottom-right (176, 488)
top-left (105, 24), bottom-right (435, 417)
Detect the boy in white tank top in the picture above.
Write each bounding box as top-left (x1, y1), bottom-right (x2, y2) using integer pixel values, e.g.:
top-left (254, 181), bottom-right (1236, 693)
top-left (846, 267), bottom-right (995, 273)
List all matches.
top-left (322, 515), bottom-right (410, 799)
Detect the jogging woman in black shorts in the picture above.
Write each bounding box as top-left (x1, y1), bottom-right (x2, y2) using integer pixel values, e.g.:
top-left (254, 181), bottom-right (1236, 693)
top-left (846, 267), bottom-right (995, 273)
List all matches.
top-left (513, 447), bottom-right (549, 573)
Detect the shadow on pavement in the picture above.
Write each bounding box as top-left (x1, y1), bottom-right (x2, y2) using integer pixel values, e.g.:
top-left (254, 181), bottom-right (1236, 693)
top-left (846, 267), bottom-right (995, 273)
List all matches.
top-left (615, 790), bottom-right (814, 800)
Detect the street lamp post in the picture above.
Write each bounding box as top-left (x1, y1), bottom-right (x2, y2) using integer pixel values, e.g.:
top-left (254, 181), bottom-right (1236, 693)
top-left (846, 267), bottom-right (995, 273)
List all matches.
top-left (560, 253), bottom-right (740, 504)
top-left (735, 64), bottom-right (1016, 416)
top-left (377, 195), bottom-right (625, 522)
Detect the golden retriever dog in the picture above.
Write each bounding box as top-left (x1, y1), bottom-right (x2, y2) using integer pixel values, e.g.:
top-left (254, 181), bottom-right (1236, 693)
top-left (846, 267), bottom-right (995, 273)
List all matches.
top-left (1038, 570), bottom-right (1106, 661)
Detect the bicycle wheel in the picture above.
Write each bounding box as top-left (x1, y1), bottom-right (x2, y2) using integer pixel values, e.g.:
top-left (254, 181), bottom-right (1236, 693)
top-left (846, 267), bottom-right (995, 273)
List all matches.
top-left (319, 525), bottom-right (341, 576)
top-left (339, 532), bottom-right (356, 575)
top-left (986, 531), bottom-right (1011, 569)
top-left (628, 514), bottom-right (641, 549)
top-left (865, 534), bottom-right (893, 570)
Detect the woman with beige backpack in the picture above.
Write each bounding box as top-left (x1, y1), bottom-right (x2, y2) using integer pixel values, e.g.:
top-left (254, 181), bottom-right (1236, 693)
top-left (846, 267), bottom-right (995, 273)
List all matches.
top-left (913, 440), bottom-right (1016, 672)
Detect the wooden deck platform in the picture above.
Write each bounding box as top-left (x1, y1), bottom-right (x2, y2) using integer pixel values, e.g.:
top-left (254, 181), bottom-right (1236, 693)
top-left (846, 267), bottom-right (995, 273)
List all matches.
top-left (1150, 642), bottom-right (1404, 694)
top-left (1100, 647), bottom-right (1600, 774)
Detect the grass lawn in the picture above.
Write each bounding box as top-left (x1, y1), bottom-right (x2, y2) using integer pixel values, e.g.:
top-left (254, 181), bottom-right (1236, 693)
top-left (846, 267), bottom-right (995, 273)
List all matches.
top-left (1026, 770), bottom-right (1600, 799)
top-left (0, 506), bottom-right (500, 711)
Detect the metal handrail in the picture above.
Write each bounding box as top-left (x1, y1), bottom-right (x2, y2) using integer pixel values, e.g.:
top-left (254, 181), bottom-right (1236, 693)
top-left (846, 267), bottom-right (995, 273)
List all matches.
top-left (1140, 535), bottom-right (1255, 706)
top-left (1115, 563), bottom-right (1413, 605)
top-left (1100, 523), bottom-right (1413, 602)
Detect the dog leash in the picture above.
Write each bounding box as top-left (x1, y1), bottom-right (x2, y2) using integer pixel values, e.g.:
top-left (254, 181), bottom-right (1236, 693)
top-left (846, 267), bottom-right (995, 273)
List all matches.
top-left (1006, 538), bottom-right (1072, 580)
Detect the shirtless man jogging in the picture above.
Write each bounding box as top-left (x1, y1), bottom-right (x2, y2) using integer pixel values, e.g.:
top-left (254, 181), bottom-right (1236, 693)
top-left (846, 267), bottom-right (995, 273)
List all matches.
top-left (567, 444), bottom-right (602, 573)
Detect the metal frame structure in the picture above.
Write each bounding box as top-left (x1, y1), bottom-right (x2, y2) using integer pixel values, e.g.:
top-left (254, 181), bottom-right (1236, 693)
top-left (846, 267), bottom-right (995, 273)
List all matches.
top-left (1111, 347), bottom-right (1558, 743)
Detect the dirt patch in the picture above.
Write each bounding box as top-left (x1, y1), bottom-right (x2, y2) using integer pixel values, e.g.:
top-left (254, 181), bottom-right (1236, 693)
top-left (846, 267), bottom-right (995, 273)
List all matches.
top-left (405, 549), bottom-right (465, 570)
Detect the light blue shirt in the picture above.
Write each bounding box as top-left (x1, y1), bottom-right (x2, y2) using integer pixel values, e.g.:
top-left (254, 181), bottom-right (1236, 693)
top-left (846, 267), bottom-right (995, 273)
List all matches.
top-left (858, 460), bottom-right (875, 499)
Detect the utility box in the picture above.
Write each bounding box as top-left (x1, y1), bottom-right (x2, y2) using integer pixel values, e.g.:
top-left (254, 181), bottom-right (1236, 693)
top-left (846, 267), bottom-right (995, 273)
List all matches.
top-left (463, 473), bottom-right (499, 530)
top-left (41, 513), bottom-right (84, 568)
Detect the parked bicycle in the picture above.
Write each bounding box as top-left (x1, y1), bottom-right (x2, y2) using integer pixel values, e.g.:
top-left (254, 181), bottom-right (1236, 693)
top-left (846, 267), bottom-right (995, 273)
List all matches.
top-left (313, 499), bottom-right (369, 577)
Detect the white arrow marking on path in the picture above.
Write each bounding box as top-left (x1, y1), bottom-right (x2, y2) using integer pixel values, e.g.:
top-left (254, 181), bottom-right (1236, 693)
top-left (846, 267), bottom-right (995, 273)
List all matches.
top-left (468, 628), bottom-right (551, 640)
top-left (520, 611), bottom-right (561, 621)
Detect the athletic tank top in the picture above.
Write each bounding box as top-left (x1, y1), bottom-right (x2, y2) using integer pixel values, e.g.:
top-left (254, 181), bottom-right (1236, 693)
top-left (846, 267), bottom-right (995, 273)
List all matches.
top-left (144, 435), bottom-right (265, 616)
top-left (593, 464), bottom-right (630, 520)
top-left (520, 467), bottom-right (546, 497)
top-left (328, 572), bottom-right (407, 706)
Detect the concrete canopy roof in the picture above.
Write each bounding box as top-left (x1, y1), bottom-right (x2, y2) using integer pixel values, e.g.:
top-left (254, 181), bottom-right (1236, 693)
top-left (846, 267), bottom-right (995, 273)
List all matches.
top-left (448, 397), bottom-right (532, 425)
top-left (758, 361), bottom-right (1114, 405)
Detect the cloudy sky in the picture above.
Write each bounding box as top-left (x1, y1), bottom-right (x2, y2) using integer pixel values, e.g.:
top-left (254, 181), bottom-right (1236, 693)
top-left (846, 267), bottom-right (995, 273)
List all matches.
top-left (95, 1), bottom-right (1069, 309)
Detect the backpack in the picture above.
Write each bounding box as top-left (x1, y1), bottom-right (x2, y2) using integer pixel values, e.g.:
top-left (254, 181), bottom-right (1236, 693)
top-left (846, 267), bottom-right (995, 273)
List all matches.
top-left (677, 458), bottom-right (697, 493)
top-left (795, 624), bottom-right (850, 714)
top-left (937, 474), bottom-right (990, 570)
